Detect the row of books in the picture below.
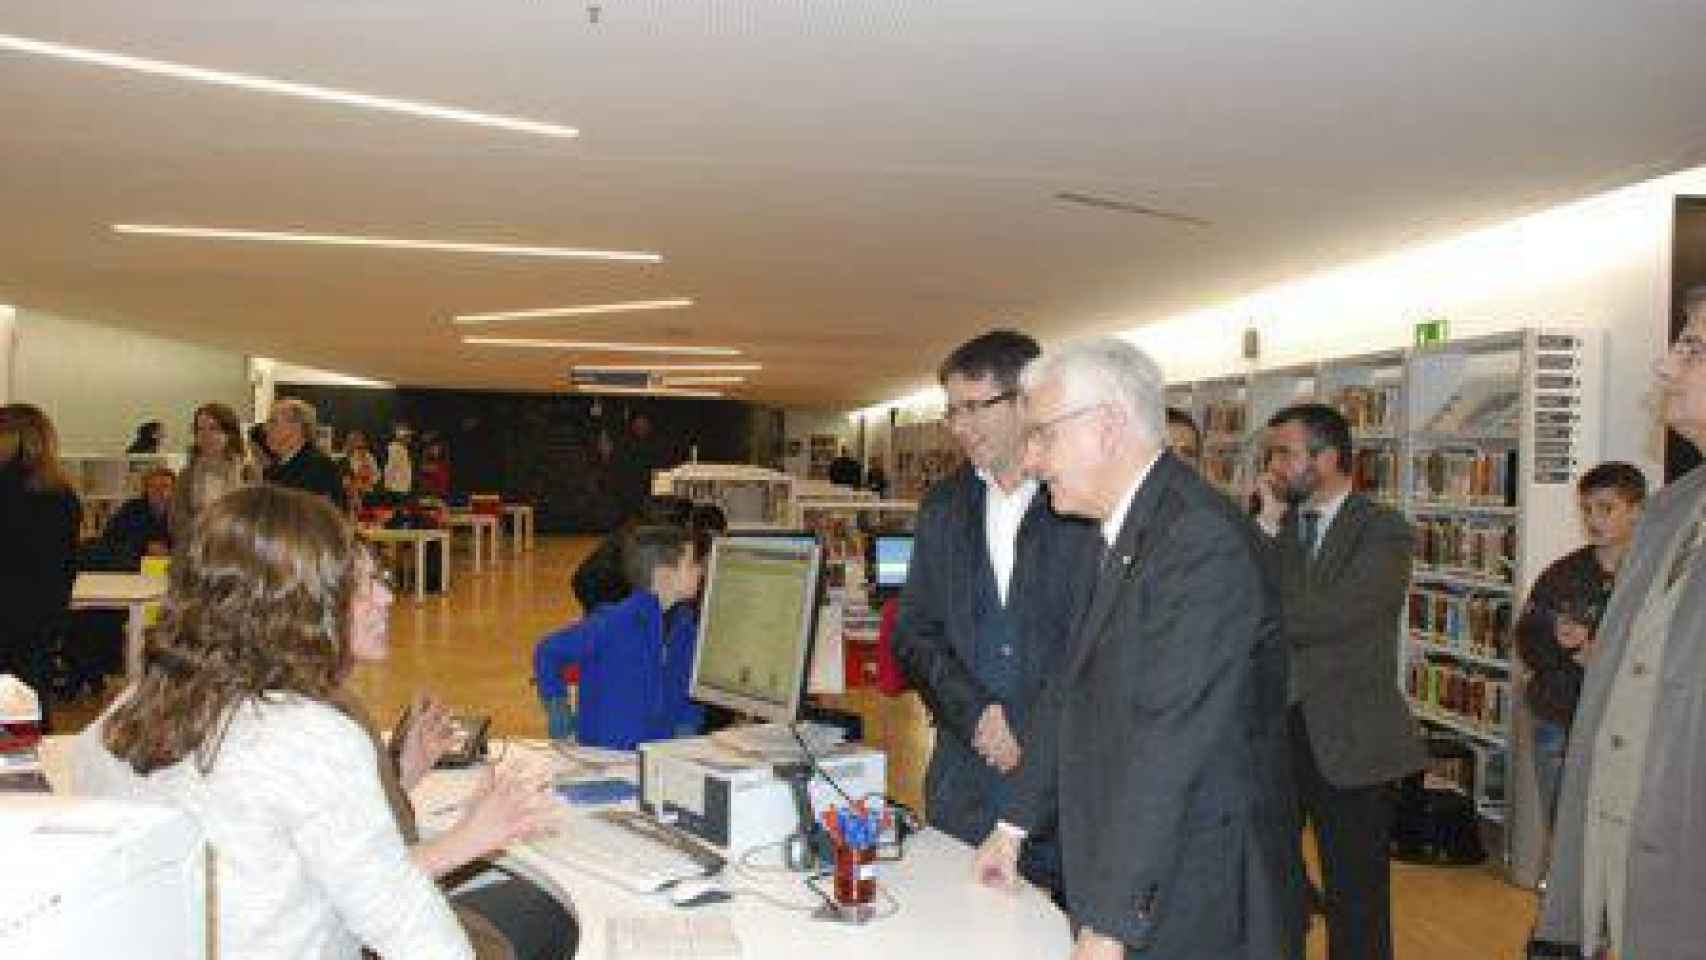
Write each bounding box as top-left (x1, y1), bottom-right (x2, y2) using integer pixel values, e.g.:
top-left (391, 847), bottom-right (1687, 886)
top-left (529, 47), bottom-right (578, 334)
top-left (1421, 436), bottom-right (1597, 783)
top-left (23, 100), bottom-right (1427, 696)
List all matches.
top-left (1201, 400), bottom-right (1247, 436)
top-left (1412, 516), bottom-right (1517, 582)
top-left (1411, 448), bottom-right (1519, 506)
top-left (1406, 660), bottom-right (1511, 735)
top-left (1407, 589), bottom-right (1514, 662)
top-left (1331, 384), bottom-right (1402, 433)
top-left (1350, 448), bottom-right (1401, 497)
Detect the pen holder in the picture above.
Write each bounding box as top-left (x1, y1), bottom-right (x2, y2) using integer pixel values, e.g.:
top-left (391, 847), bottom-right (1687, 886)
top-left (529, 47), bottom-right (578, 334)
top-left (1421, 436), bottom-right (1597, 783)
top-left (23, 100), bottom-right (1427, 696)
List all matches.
top-left (831, 840), bottom-right (876, 918)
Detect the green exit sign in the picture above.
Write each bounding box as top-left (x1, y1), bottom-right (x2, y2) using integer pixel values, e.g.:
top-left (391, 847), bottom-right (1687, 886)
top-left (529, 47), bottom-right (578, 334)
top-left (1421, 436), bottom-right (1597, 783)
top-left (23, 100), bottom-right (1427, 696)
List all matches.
top-left (1415, 318), bottom-right (1449, 346)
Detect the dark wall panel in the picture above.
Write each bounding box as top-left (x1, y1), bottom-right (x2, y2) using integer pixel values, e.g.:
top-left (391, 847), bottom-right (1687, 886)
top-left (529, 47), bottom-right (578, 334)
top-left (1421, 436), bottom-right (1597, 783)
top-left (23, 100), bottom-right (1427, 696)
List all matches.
top-left (279, 385), bottom-right (765, 533)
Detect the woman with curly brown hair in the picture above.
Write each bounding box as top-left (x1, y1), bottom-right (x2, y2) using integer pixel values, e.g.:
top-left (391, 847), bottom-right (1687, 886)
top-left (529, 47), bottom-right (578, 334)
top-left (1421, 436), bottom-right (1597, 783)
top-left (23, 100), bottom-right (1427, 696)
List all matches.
top-left (0, 403), bottom-right (81, 730)
top-left (70, 485), bottom-right (546, 960)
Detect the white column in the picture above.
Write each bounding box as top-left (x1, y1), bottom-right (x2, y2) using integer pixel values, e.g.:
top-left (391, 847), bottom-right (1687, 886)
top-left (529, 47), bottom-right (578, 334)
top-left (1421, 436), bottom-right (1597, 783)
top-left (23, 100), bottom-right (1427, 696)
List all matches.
top-left (0, 305), bottom-right (16, 404)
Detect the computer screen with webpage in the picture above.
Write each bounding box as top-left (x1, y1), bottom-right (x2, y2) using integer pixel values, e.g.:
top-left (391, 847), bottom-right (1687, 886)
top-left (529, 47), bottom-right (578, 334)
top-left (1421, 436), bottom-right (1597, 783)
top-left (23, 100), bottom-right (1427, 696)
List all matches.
top-left (689, 537), bottom-right (823, 725)
top-left (870, 534), bottom-right (913, 592)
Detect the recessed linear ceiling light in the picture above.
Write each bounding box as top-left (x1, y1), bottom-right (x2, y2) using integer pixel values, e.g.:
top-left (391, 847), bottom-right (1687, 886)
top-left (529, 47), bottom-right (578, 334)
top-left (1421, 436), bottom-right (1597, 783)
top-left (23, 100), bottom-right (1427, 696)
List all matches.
top-left (462, 337), bottom-right (739, 356)
top-left (452, 298), bottom-right (694, 326)
top-left (572, 363), bottom-right (762, 373)
top-left (660, 376), bottom-right (747, 385)
top-left (112, 225), bottom-right (659, 262)
top-left (573, 385), bottom-right (722, 399)
top-left (0, 33), bottom-right (579, 139)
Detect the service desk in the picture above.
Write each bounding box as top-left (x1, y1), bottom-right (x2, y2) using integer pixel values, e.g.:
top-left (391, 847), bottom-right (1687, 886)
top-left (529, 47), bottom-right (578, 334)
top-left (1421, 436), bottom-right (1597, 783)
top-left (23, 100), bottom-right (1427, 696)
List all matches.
top-left (71, 572), bottom-right (166, 680)
top-left (414, 744), bottom-right (1069, 960)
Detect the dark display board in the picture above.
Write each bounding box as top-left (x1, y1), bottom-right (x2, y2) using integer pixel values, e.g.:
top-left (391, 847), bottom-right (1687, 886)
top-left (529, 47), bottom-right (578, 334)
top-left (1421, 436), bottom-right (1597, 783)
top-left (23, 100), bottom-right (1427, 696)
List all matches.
top-left (281, 385), bottom-right (770, 533)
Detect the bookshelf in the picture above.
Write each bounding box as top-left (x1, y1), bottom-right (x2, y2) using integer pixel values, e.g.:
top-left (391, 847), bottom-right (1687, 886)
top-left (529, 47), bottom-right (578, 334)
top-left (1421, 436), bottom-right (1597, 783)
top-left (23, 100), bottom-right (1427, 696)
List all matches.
top-left (1164, 328), bottom-right (1604, 887)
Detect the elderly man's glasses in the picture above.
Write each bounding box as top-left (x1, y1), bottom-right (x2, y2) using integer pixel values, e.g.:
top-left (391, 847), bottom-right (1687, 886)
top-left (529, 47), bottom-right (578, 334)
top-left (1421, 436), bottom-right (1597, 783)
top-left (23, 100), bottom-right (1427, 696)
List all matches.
top-left (1023, 404), bottom-right (1102, 449)
top-left (944, 390), bottom-right (1017, 423)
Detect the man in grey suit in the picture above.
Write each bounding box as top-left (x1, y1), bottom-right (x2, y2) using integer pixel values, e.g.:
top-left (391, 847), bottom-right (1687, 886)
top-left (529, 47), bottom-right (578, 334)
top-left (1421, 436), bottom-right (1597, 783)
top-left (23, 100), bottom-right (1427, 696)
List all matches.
top-left (974, 337), bottom-right (1303, 959)
top-left (1535, 288), bottom-right (1706, 959)
top-left (1255, 403), bottom-right (1425, 960)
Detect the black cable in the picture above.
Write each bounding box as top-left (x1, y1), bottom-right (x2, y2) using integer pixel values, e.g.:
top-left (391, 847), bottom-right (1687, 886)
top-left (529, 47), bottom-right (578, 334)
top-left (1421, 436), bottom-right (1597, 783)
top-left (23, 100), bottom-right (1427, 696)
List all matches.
top-left (787, 722), bottom-right (856, 806)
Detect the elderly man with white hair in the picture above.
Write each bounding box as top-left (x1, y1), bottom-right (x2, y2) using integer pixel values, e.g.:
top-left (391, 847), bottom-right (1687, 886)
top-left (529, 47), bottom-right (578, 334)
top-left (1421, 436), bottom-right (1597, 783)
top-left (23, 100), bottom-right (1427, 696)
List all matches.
top-left (973, 337), bottom-right (1304, 959)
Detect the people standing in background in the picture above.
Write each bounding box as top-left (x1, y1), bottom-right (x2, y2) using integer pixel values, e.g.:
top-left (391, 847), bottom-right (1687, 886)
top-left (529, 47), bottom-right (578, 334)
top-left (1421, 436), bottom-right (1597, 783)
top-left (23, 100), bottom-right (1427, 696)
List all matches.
top-left (344, 430), bottom-right (381, 502)
top-left (125, 419), bottom-right (164, 454)
top-left (173, 402), bottom-right (251, 544)
top-left (0, 404), bottom-right (82, 731)
top-left (1537, 287), bottom-right (1706, 958)
top-left (418, 440), bottom-right (452, 498)
top-left (263, 398), bottom-right (347, 511)
top-left (895, 330), bottom-right (1098, 904)
top-left (827, 445), bottom-right (863, 487)
top-left (247, 421), bottom-right (276, 475)
top-left (1255, 403), bottom-right (1424, 960)
top-left (97, 466), bottom-right (174, 569)
top-left (1165, 406), bottom-right (1203, 470)
top-left (384, 430), bottom-right (414, 497)
top-left (1515, 462), bottom-right (1647, 830)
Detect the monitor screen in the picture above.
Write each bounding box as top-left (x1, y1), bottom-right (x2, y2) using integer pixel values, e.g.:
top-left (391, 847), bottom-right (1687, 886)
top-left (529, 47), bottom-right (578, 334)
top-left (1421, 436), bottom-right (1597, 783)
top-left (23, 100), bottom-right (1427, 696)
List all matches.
top-left (689, 537), bottom-right (823, 725)
top-left (870, 534), bottom-right (913, 591)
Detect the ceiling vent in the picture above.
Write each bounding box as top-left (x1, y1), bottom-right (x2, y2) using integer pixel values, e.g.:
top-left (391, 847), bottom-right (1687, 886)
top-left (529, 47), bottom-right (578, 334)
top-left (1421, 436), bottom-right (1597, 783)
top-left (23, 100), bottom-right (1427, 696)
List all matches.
top-left (568, 368), bottom-right (652, 389)
top-left (1053, 191), bottom-right (1209, 228)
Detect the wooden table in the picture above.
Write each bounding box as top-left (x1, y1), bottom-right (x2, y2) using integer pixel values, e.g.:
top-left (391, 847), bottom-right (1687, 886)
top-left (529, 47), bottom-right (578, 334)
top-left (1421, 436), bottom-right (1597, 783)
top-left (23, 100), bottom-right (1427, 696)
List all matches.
top-left (446, 513), bottom-right (500, 572)
top-left (71, 573), bottom-right (166, 680)
top-left (502, 504), bottom-right (536, 555)
top-left (359, 527), bottom-right (451, 601)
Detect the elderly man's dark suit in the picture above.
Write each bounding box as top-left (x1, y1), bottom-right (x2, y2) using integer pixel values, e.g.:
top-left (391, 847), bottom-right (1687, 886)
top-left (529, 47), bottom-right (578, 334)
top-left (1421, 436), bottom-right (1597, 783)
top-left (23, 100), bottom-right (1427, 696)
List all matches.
top-left (894, 462), bottom-right (1097, 893)
top-left (1270, 493), bottom-right (1425, 960)
top-left (1005, 452), bottom-right (1305, 958)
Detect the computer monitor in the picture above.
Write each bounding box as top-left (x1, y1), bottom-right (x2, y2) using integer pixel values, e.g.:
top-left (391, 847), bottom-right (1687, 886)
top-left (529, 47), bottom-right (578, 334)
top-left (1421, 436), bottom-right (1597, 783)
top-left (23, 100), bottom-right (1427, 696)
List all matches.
top-left (868, 533), bottom-right (913, 596)
top-left (689, 536), bottom-right (824, 726)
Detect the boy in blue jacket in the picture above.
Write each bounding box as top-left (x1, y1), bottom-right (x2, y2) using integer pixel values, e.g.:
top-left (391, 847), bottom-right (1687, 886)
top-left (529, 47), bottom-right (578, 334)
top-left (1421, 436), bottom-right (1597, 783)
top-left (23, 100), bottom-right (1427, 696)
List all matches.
top-left (534, 524), bottom-right (706, 749)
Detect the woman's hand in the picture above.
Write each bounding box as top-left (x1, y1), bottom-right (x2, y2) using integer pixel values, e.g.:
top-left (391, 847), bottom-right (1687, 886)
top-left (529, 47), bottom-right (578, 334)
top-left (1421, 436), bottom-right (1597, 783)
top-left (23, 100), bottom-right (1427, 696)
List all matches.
top-left (412, 764), bottom-right (555, 879)
top-left (397, 694), bottom-right (456, 790)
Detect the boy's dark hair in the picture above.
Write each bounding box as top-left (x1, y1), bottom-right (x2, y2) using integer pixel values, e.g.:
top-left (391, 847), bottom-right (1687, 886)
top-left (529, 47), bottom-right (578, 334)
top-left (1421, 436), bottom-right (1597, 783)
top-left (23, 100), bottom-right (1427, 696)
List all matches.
top-left (640, 495), bottom-right (694, 526)
top-left (937, 329), bottom-right (1042, 392)
top-left (687, 503), bottom-right (728, 559)
top-left (1267, 402), bottom-right (1353, 474)
top-left (620, 524), bottom-right (694, 593)
top-left (1165, 406), bottom-right (1201, 443)
top-left (1578, 461), bottom-right (1648, 505)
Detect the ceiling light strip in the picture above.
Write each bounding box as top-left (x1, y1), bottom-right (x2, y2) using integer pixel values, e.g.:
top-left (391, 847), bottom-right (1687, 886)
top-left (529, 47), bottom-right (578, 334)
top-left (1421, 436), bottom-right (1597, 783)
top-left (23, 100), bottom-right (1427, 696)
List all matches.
top-left (462, 337), bottom-right (739, 355)
top-left (453, 298), bottom-right (694, 325)
top-left (0, 33), bottom-right (579, 139)
top-left (660, 376), bottom-right (747, 385)
top-left (573, 385), bottom-right (723, 399)
top-left (113, 224), bottom-right (659, 262)
top-left (572, 363), bottom-right (762, 372)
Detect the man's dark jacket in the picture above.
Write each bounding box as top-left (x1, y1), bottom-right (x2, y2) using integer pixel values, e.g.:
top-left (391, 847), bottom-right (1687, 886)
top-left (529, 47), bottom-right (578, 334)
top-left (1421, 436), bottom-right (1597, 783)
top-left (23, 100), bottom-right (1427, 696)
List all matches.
top-left (893, 463), bottom-right (1097, 867)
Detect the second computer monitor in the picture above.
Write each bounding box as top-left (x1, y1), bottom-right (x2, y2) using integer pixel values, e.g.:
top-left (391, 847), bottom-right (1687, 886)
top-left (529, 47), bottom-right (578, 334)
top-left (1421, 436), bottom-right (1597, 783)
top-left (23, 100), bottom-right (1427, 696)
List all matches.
top-left (869, 533), bottom-right (914, 596)
top-left (689, 536), bottom-right (824, 726)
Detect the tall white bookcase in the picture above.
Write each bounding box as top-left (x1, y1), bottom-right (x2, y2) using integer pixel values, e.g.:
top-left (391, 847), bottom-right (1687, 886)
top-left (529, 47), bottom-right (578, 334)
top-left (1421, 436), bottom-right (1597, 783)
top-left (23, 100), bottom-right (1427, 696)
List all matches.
top-left (1165, 328), bottom-right (1605, 886)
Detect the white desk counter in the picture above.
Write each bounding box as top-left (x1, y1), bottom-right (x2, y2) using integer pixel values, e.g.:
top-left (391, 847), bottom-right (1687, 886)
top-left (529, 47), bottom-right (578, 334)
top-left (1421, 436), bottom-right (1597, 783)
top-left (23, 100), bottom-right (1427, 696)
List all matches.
top-left (71, 572), bottom-right (166, 679)
top-left (414, 745), bottom-right (1069, 960)
top-left (445, 513), bottom-right (501, 573)
top-left (359, 527), bottom-right (451, 601)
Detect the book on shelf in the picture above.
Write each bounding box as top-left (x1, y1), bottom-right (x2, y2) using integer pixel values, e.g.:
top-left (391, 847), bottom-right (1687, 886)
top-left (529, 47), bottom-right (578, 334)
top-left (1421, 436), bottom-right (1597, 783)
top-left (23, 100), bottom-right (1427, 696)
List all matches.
top-left (1412, 516), bottom-right (1517, 583)
top-left (1407, 589), bottom-right (1514, 663)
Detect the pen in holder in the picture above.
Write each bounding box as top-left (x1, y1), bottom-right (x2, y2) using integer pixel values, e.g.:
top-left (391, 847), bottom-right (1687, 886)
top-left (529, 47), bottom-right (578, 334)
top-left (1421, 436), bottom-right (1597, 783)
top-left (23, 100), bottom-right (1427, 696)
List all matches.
top-left (817, 802), bottom-right (882, 923)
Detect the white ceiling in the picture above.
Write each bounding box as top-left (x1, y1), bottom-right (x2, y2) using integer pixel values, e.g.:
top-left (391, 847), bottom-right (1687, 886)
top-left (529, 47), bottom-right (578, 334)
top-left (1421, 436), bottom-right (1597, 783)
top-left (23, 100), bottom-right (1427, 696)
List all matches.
top-left (4, 1), bottom-right (1706, 408)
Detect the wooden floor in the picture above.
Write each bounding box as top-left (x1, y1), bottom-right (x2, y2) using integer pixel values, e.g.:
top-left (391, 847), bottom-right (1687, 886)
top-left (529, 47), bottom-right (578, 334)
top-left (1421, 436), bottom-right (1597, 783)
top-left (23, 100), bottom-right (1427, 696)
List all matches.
top-left (58, 533), bottom-right (1537, 958)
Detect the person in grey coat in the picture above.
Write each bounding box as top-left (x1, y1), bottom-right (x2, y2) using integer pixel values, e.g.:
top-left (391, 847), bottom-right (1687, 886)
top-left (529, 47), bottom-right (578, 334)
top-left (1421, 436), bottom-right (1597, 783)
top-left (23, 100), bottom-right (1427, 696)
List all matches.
top-left (1255, 403), bottom-right (1425, 960)
top-left (1535, 286), bottom-right (1706, 959)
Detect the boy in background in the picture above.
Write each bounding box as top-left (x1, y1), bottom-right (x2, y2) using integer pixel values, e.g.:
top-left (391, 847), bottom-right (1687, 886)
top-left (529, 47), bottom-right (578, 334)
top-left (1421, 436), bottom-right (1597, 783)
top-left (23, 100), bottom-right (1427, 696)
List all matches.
top-left (534, 525), bottom-right (706, 749)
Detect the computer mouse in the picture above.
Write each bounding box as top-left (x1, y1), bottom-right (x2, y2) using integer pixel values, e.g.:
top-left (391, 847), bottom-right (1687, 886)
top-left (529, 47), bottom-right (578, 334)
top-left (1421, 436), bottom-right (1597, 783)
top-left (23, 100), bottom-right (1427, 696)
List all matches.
top-left (668, 878), bottom-right (733, 908)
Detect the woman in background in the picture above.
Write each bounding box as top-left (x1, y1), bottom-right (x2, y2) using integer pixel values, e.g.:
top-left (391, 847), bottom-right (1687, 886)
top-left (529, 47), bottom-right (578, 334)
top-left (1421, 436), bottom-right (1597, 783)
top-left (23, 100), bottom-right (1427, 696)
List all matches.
top-left (73, 486), bottom-right (549, 959)
top-left (126, 419), bottom-right (164, 454)
top-left (345, 429), bottom-right (382, 502)
top-left (0, 404), bottom-right (81, 730)
top-left (171, 402), bottom-right (251, 544)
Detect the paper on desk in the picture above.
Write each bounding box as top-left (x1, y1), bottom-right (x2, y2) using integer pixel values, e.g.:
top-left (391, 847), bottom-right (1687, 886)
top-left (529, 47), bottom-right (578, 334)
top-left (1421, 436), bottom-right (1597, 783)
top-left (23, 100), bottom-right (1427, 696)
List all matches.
top-left (554, 742), bottom-right (640, 776)
top-left (606, 914), bottom-right (742, 960)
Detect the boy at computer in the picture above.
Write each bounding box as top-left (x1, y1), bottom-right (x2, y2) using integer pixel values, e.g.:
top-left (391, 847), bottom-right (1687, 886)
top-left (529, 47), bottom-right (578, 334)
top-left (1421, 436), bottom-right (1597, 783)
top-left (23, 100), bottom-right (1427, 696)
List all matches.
top-left (533, 524), bottom-right (706, 750)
